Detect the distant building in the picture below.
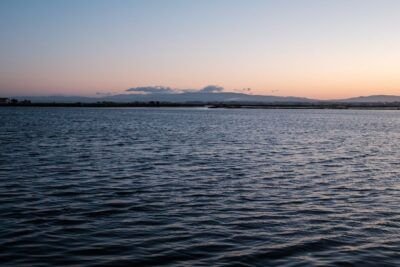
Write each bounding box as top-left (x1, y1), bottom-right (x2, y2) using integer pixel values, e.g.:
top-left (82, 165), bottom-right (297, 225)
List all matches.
top-left (0, 98), bottom-right (9, 105)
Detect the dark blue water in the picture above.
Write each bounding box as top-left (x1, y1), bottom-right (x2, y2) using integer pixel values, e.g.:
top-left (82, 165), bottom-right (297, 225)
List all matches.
top-left (1, 107), bottom-right (400, 266)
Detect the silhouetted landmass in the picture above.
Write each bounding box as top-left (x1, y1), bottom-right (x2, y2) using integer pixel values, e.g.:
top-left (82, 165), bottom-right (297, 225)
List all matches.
top-left (0, 100), bottom-right (202, 107)
top-left (10, 92), bottom-right (315, 104)
top-left (4, 92), bottom-right (400, 109)
top-left (335, 95), bottom-right (400, 103)
top-left (208, 102), bottom-right (400, 110)
top-left (8, 92), bottom-right (400, 104)
top-left (3, 99), bottom-right (400, 110)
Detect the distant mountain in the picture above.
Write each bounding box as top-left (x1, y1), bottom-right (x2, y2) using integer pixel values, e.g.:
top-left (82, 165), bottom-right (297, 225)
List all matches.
top-left (103, 92), bottom-right (315, 103)
top-left (15, 93), bottom-right (400, 104)
top-left (17, 92), bottom-right (316, 103)
top-left (337, 95), bottom-right (400, 103)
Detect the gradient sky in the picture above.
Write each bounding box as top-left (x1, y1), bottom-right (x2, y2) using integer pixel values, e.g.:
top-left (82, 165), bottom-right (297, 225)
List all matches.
top-left (1, 0), bottom-right (400, 99)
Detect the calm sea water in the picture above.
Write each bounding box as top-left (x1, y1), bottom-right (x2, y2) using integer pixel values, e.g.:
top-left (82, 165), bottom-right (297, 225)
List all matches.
top-left (1, 107), bottom-right (400, 266)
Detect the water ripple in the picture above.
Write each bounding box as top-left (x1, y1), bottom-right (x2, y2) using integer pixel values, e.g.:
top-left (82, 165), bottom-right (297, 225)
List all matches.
top-left (1, 107), bottom-right (400, 266)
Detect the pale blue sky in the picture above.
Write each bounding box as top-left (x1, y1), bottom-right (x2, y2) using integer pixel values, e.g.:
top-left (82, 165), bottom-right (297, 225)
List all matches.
top-left (1, 0), bottom-right (400, 98)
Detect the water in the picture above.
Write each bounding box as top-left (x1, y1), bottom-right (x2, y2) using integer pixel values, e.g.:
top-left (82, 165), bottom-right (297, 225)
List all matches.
top-left (1, 107), bottom-right (400, 266)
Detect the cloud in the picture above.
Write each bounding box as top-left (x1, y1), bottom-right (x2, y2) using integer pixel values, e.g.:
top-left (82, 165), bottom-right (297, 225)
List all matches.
top-left (126, 85), bottom-right (225, 94)
top-left (126, 86), bottom-right (174, 94)
top-left (198, 85), bottom-right (224, 93)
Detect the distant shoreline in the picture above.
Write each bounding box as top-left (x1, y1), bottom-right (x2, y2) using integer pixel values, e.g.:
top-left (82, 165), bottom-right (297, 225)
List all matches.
top-left (2, 102), bottom-right (400, 110)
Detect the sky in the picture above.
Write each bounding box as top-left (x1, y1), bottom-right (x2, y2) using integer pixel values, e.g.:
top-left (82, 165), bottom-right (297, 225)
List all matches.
top-left (1, 0), bottom-right (400, 99)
